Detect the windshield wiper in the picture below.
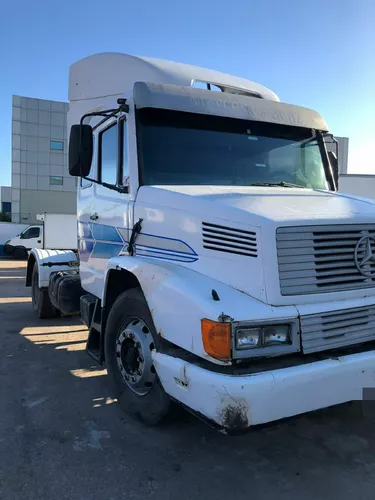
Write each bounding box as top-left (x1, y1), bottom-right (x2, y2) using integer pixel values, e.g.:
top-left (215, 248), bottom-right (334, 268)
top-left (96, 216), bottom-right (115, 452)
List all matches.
top-left (250, 181), bottom-right (306, 188)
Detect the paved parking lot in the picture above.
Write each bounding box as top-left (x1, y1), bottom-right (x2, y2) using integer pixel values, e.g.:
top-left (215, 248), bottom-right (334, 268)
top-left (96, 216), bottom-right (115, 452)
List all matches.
top-left (1, 259), bottom-right (375, 499)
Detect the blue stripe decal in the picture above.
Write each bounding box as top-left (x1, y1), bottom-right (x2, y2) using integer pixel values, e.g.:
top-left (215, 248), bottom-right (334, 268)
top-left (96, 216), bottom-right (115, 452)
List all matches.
top-left (136, 252), bottom-right (198, 263)
top-left (91, 242), bottom-right (125, 259)
top-left (135, 246), bottom-right (198, 262)
top-left (91, 224), bottom-right (122, 243)
top-left (78, 221), bottom-right (198, 263)
top-left (136, 249), bottom-right (198, 262)
top-left (137, 232), bottom-right (197, 256)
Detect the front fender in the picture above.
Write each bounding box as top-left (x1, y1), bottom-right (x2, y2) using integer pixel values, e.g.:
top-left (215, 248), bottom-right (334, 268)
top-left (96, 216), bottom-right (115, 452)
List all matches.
top-left (105, 256), bottom-right (298, 364)
top-left (26, 249), bottom-right (78, 288)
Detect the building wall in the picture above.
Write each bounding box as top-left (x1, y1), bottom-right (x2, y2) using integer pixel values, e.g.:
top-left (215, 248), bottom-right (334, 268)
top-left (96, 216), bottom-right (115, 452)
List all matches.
top-left (0, 186), bottom-right (12, 214)
top-left (11, 95), bottom-right (77, 223)
top-left (20, 190), bottom-right (77, 223)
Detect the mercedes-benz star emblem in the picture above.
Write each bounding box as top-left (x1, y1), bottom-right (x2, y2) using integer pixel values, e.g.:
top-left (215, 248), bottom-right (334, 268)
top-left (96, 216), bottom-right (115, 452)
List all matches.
top-left (354, 235), bottom-right (375, 277)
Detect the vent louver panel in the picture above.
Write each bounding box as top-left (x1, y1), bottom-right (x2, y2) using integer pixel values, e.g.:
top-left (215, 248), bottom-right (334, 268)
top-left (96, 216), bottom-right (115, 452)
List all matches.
top-left (202, 222), bottom-right (257, 257)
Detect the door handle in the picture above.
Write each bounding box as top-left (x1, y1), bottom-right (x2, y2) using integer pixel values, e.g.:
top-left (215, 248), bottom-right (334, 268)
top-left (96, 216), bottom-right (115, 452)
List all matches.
top-left (37, 240), bottom-right (41, 243)
top-left (90, 213), bottom-right (99, 221)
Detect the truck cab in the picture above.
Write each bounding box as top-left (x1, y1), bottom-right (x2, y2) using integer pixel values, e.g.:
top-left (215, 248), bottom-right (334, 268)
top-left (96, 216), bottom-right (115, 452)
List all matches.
top-left (26, 53), bottom-right (375, 433)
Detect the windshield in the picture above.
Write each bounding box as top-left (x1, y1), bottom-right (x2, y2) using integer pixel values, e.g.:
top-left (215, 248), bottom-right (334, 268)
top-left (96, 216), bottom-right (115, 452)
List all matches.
top-left (138, 109), bottom-right (329, 189)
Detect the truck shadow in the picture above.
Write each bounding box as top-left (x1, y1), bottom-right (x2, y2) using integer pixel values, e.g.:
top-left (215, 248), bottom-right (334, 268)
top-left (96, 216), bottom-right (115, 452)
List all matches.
top-left (2, 261), bottom-right (375, 498)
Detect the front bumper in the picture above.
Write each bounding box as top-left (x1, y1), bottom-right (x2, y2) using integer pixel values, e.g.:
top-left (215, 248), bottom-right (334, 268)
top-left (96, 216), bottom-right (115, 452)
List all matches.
top-left (3, 244), bottom-right (14, 255)
top-left (153, 349), bottom-right (375, 432)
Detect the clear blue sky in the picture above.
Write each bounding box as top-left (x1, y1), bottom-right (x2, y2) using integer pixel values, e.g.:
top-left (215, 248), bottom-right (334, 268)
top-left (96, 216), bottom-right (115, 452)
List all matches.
top-left (0, 0), bottom-right (374, 186)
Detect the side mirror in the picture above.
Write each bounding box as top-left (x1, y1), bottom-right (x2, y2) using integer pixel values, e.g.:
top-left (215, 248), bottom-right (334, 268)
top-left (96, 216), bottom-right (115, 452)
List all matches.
top-left (328, 151), bottom-right (339, 188)
top-left (69, 124), bottom-right (93, 177)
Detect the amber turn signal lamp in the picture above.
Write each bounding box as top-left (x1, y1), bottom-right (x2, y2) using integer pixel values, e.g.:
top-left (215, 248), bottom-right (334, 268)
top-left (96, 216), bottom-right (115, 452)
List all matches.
top-left (201, 319), bottom-right (231, 360)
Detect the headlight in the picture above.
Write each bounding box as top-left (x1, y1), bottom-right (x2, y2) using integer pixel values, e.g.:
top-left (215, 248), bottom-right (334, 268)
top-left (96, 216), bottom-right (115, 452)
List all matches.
top-left (236, 327), bottom-right (262, 349)
top-left (234, 324), bottom-right (291, 350)
top-left (263, 325), bottom-right (290, 346)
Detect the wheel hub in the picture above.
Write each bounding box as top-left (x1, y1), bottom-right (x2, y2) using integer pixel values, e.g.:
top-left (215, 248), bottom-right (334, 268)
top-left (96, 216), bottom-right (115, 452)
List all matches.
top-left (116, 318), bottom-right (156, 396)
top-left (124, 346), bottom-right (138, 373)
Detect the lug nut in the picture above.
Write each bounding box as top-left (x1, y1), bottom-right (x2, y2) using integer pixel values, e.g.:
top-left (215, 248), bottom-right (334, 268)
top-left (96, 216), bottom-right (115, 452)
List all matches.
top-left (138, 356), bottom-right (144, 363)
top-left (137, 369), bottom-right (142, 376)
top-left (131, 376), bottom-right (136, 382)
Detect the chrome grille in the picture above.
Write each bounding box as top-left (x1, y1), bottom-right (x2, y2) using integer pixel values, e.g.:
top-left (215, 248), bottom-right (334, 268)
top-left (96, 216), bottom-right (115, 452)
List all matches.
top-left (277, 225), bottom-right (375, 295)
top-left (202, 222), bottom-right (257, 257)
top-left (300, 306), bottom-right (375, 353)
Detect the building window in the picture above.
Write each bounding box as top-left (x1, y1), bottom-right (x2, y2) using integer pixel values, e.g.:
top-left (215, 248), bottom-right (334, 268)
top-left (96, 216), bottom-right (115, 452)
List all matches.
top-left (50, 140), bottom-right (63, 151)
top-left (1, 202), bottom-right (11, 214)
top-left (50, 176), bottom-right (63, 185)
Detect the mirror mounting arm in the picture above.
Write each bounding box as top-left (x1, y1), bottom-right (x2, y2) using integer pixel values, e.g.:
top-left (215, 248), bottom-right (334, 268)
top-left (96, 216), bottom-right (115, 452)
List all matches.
top-left (80, 99), bottom-right (129, 128)
top-left (83, 176), bottom-right (129, 194)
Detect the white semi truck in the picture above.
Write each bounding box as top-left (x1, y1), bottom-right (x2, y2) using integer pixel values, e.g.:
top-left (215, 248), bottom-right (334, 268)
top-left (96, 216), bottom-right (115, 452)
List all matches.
top-left (26, 53), bottom-right (375, 433)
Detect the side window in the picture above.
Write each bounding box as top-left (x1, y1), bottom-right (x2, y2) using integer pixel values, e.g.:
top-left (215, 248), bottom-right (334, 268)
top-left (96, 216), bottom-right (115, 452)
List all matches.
top-left (99, 123), bottom-right (118, 185)
top-left (81, 135), bottom-right (94, 188)
top-left (120, 119), bottom-right (129, 184)
top-left (22, 227), bottom-right (40, 239)
top-left (29, 227), bottom-right (40, 238)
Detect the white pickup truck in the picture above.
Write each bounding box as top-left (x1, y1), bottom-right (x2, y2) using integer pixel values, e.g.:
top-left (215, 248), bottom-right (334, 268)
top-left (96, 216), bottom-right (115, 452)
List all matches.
top-left (5, 213), bottom-right (76, 258)
top-left (26, 53), bottom-right (375, 433)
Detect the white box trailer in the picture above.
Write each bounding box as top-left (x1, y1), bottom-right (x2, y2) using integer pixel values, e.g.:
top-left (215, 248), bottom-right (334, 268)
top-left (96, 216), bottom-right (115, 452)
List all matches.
top-left (4, 213), bottom-right (76, 258)
top-left (36, 213), bottom-right (77, 250)
top-left (339, 174), bottom-right (375, 201)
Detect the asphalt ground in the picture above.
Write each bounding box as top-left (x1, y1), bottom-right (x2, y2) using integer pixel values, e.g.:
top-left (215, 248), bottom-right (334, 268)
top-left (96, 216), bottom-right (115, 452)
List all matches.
top-left (1, 259), bottom-right (375, 499)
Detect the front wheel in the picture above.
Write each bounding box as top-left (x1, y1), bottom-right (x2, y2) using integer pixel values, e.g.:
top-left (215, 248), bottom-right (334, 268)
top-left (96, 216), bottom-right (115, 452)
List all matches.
top-left (14, 247), bottom-right (27, 259)
top-left (105, 288), bottom-right (172, 426)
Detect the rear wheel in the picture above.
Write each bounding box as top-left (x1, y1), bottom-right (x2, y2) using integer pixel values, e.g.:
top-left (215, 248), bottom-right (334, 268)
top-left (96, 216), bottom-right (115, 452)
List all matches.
top-left (105, 288), bottom-right (172, 426)
top-left (31, 266), bottom-right (56, 319)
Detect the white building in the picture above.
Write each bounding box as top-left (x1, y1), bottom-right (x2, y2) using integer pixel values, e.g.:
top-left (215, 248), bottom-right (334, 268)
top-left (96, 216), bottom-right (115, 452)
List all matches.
top-left (11, 95), bottom-right (77, 223)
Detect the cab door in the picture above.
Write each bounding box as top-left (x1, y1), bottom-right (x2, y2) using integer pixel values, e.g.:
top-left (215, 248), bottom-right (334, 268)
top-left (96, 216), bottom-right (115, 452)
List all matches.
top-left (78, 116), bottom-right (130, 298)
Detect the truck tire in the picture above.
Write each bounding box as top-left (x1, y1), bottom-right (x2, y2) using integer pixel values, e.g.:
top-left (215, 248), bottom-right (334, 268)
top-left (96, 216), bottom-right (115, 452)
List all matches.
top-left (31, 266), bottom-right (57, 319)
top-left (105, 288), bottom-right (172, 426)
